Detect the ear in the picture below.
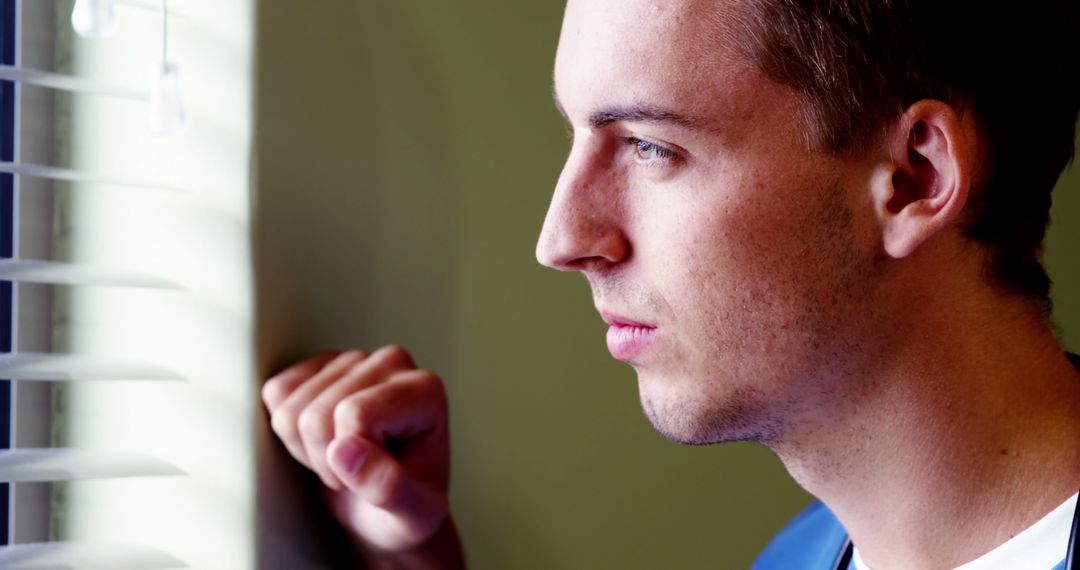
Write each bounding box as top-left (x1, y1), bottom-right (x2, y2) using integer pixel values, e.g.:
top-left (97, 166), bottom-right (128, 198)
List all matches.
top-left (872, 100), bottom-right (973, 259)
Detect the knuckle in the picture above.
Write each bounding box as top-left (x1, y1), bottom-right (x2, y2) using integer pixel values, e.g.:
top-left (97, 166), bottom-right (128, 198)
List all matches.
top-left (340, 349), bottom-right (368, 364)
top-left (297, 406), bottom-right (333, 443)
top-left (375, 345), bottom-right (413, 368)
top-left (401, 368), bottom-right (445, 400)
top-left (262, 377), bottom-right (295, 409)
top-left (412, 368), bottom-right (442, 388)
top-left (333, 398), bottom-right (369, 435)
top-left (339, 350), bottom-right (369, 374)
top-left (328, 350), bottom-right (367, 373)
top-left (413, 370), bottom-right (447, 404)
top-left (270, 407), bottom-right (299, 442)
top-left (261, 380), bottom-right (281, 407)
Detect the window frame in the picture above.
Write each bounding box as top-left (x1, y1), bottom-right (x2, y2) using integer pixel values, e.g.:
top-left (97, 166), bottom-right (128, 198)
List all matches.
top-left (1, 0), bottom-right (17, 548)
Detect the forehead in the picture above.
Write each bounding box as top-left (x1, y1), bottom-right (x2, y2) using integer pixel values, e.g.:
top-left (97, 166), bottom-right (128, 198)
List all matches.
top-left (554, 0), bottom-right (756, 124)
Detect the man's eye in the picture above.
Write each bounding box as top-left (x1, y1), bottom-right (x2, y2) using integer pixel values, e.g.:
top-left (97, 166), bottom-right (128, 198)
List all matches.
top-left (628, 138), bottom-right (677, 164)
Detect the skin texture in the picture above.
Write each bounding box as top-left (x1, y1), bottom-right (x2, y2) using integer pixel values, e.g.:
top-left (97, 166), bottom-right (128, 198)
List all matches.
top-left (540, 0), bottom-right (887, 446)
top-left (265, 0), bottom-right (1080, 568)
top-left (538, 1), bottom-right (1080, 569)
top-left (262, 347), bottom-right (462, 567)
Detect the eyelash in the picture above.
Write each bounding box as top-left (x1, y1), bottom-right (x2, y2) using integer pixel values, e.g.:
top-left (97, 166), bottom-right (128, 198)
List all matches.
top-left (625, 137), bottom-right (679, 165)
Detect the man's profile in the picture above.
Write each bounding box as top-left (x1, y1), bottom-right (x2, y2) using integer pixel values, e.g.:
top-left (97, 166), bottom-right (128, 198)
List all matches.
top-left (261, 1), bottom-right (1080, 568)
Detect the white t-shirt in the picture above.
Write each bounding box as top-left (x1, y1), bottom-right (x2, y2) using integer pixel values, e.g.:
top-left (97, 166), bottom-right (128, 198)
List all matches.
top-left (853, 492), bottom-right (1078, 570)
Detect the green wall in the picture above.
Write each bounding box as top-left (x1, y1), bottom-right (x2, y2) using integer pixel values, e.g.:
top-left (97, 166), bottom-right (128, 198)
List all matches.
top-left (1048, 160), bottom-right (1080, 353)
top-left (252, 2), bottom-right (1080, 568)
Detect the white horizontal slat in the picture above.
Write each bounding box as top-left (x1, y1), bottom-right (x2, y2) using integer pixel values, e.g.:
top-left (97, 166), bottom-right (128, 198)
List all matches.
top-left (0, 540), bottom-right (187, 570)
top-left (0, 353), bottom-right (184, 382)
top-left (0, 448), bottom-right (185, 482)
top-left (0, 260), bottom-right (183, 289)
top-left (0, 64), bottom-right (146, 100)
top-left (0, 161), bottom-right (185, 191)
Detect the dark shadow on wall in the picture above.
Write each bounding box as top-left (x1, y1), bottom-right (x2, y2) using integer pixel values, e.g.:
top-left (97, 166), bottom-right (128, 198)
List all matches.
top-left (251, 2), bottom-right (460, 567)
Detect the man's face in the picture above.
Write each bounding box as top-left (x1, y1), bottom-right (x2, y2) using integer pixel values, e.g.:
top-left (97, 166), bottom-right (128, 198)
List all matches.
top-left (537, 0), bottom-right (885, 445)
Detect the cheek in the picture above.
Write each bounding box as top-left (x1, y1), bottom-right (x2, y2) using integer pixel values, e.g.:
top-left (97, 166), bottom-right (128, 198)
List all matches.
top-left (650, 177), bottom-right (856, 363)
top-left (653, 203), bottom-right (793, 358)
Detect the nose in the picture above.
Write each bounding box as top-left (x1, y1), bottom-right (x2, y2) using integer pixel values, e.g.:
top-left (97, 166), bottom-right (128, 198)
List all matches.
top-left (535, 146), bottom-right (630, 271)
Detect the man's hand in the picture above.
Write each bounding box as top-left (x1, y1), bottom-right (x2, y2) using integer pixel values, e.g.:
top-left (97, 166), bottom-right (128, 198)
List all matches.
top-left (262, 346), bottom-right (452, 553)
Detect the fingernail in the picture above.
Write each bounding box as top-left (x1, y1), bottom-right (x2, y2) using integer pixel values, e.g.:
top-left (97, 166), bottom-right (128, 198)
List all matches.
top-left (334, 437), bottom-right (368, 476)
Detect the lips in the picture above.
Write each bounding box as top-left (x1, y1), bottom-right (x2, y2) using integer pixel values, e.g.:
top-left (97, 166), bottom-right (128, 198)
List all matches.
top-left (600, 311), bottom-right (657, 361)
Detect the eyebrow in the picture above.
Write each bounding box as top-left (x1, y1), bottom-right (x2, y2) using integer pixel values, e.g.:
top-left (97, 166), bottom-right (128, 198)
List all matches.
top-left (554, 95), bottom-right (717, 133)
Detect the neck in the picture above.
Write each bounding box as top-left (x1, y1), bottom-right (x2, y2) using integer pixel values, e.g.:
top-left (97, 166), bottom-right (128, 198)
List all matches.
top-left (772, 292), bottom-right (1080, 570)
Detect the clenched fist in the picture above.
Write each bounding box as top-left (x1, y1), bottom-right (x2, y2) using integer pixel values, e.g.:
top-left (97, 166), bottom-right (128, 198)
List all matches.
top-left (262, 346), bottom-right (455, 557)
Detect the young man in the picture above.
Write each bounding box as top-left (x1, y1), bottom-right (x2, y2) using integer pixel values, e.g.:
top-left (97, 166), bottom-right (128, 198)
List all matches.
top-left (262, 0), bottom-right (1080, 568)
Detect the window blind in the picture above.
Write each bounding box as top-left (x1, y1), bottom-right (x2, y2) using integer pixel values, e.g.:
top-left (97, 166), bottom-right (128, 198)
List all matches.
top-left (0, 0), bottom-right (13, 550)
top-left (0, 1), bottom-right (257, 568)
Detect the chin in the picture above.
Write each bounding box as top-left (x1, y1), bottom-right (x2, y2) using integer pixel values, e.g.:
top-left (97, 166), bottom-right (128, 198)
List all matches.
top-left (636, 372), bottom-right (778, 446)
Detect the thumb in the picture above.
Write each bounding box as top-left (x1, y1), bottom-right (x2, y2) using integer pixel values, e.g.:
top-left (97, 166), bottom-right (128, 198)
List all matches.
top-left (326, 436), bottom-right (448, 549)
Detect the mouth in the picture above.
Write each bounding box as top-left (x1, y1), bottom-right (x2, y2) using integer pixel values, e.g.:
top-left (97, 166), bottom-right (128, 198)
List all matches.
top-left (600, 311), bottom-right (658, 361)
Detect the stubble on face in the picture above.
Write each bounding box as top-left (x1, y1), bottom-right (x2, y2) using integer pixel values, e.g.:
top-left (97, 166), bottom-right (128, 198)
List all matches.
top-left (553, 0), bottom-right (884, 450)
top-left (637, 175), bottom-right (877, 448)
top-left (641, 383), bottom-right (774, 445)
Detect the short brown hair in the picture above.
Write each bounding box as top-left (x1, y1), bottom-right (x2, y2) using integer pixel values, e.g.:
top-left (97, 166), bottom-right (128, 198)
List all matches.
top-left (735, 0), bottom-right (1080, 313)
